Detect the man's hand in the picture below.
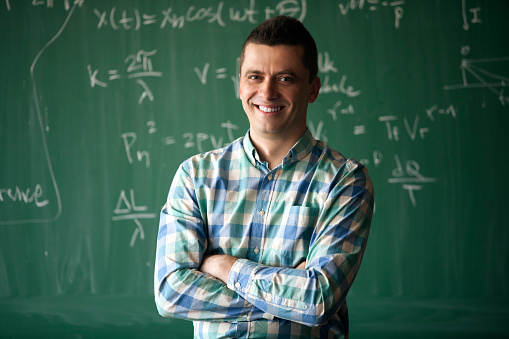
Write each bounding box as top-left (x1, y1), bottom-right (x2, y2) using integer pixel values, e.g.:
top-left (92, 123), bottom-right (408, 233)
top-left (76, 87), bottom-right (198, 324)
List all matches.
top-left (200, 254), bottom-right (238, 284)
top-left (295, 261), bottom-right (307, 270)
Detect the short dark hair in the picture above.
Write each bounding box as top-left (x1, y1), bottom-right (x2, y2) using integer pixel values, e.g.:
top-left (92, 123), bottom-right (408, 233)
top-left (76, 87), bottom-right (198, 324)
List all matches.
top-left (240, 16), bottom-right (318, 83)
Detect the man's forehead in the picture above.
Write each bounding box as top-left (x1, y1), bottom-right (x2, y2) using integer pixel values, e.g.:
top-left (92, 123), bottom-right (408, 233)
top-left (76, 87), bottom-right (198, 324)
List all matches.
top-left (241, 43), bottom-right (306, 71)
top-left (243, 42), bottom-right (305, 55)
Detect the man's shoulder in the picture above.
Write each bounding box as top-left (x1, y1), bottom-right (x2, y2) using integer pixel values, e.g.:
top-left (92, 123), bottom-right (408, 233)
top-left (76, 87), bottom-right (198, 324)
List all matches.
top-left (312, 140), bottom-right (370, 182)
top-left (314, 140), bottom-right (361, 167)
top-left (182, 136), bottom-right (245, 168)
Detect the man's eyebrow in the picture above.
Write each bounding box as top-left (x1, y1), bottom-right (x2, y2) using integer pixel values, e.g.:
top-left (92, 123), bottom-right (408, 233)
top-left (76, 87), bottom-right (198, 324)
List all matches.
top-left (243, 69), bottom-right (300, 79)
top-left (243, 69), bottom-right (263, 75)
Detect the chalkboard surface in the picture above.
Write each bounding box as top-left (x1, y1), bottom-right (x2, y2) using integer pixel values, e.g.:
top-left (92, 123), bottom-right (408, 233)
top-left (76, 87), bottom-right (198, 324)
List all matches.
top-left (1, 1), bottom-right (508, 338)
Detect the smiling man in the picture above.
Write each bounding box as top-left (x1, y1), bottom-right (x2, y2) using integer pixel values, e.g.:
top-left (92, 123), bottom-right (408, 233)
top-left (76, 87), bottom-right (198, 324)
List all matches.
top-left (239, 42), bottom-right (320, 170)
top-left (155, 16), bottom-right (374, 338)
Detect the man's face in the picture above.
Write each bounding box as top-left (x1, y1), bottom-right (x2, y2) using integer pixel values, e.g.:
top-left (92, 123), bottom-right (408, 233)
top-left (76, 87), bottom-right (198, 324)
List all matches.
top-left (239, 43), bottom-right (321, 142)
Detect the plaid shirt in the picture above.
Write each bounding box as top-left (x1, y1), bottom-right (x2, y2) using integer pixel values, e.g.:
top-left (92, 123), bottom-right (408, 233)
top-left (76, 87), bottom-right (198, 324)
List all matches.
top-left (155, 129), bottom-right (374, 338)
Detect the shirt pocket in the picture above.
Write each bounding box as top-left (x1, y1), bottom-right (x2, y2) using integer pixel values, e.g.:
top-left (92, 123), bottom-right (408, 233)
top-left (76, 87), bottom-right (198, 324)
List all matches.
top-left (279, 205), bottom-right (318, 267)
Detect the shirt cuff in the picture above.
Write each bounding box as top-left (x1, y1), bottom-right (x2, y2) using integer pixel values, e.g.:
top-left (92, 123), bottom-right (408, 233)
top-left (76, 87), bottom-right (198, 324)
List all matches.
top-left (227, 258), bottom-right (259, 295)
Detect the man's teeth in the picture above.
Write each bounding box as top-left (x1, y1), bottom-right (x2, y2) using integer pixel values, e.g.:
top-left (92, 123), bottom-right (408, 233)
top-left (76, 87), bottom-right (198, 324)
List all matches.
top-left (258, 105), bottom-right (282, 113)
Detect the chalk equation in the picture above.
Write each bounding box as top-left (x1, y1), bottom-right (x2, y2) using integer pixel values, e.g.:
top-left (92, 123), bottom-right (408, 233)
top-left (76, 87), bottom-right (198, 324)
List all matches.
top-left (310, 101), bottom-right (451, 207)
top-left (93, 0), bottom-right (307, 30)
top-left (113, 120), bottom-right (241, 246)
top-left (342, 104), bottom-right (455, 206)
top-left (194, 59), bottom-right (240, 98)
top-left (388, 155), bottom-right (436, 207)
top-left (112, 189), bottom-right (156, 247)
top-left (357, 151), bottom-right (436, 207)
top-left (4, 0), bottom-right (83, 11)
top-left (379, 104), bottom-right (457, 142)
top-left (88, 49), bottom-right (162, 105)
top-left (121, 120), bottom-right (240, 170)
top-left (338, 0), bottom-right (405, 29)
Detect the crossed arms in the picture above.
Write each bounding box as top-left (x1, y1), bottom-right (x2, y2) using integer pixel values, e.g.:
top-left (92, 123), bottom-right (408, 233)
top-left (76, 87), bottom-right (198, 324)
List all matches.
top-left (154, 159), bottom-right (374, 327)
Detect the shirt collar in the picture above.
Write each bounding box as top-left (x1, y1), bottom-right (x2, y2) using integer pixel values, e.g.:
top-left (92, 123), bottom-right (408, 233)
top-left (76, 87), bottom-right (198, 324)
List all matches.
top-left (242, 129), bottom-right (317, 168)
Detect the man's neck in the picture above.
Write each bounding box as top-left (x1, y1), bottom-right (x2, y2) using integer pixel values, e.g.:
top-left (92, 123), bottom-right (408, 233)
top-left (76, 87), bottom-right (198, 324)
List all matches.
top-left (249, 131), bottom-right (303, 170)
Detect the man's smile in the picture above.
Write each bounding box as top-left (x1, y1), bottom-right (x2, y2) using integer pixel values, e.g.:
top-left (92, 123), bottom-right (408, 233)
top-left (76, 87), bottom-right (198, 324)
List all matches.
top-left (255, 104), bottom-right (284, 113)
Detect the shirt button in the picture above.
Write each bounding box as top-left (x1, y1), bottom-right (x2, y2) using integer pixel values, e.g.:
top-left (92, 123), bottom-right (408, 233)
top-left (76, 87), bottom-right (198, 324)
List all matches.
top-left (253, 247), bottom-right (260, 254)
top-left (267, 174), bottom-right (273, 180)
top-left (235, 282), bottom-right (241, 288)
top-left (259, 210), bottom-right (265, 216)
top-left (266, 295), bottom-right (273, 302)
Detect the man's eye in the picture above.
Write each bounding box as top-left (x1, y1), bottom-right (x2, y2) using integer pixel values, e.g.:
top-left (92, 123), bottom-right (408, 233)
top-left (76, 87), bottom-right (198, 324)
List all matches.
top-left (280, 77), bottom-right (294, 82)
top-left (248, 75), bottom-right (260, 80)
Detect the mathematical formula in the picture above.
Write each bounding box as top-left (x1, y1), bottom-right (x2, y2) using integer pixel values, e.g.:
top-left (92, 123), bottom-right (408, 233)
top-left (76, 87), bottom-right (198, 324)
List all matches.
top-left (338, 0), bottom-right (405, 29)
top-left (93, 0), bottom-right (307, 30)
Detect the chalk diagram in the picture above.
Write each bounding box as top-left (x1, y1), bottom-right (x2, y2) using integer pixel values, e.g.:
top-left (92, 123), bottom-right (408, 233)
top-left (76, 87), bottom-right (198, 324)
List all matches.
top-left (444, 54), bottom-right (509, 106)
top-left (0, 3), bottom-right (83, 225)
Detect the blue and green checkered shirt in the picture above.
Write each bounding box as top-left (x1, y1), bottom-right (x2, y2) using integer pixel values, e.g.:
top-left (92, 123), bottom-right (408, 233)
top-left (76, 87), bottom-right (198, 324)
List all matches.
top-left (155, 129), bottom-right (374, 338)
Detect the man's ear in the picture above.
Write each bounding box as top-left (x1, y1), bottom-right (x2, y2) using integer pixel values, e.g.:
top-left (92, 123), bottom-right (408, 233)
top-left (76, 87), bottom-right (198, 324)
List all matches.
top-left (308, 76), bottom-right (321, 103)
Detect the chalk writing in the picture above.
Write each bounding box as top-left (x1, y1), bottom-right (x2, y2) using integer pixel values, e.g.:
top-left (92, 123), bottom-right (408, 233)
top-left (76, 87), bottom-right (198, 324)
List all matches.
top-left (462, 0), bottom-right (482, 31)
top-left (320, 74), bottom-right (361, 97)
top-left (0, 185), bottom-right (49, 207)
top-left (379, 115), bottom-right (430, 141)
top-left (327, 100), bottom-right (355, 121)
top-left (194, 57), bottom-right (242, 97)
top-left (112, 189), bottom-right (156, 247)
top-left (317, 52), bottom-right (363, 137)
top-left (317, 52), bottom-right (361, 97)
top-left (318, 52), bottom-right (338, 74)
top-left (321, 102), bottom-right (361, 138)
top-left (443, 54), bottom-right (509, 106)
top-left (425, 105), bottom-right (457, 121)
top-left (3, 0), bottom-right (84, 225)
top-left (194, 62), bottom-right (229, 85)
top-left (94, 0), bottom-right (307, 30)
top-left (122, 132), bottom-right (150, 168)
top-left (353, 125), bottom-right (366, 135)
top-left (309, 120), bottom-right (327, 143)
top-left (172, 121), bottom-right (240, 153)
top-left (109, 119), bottom-right (242, 246)
top-left (88, 49), bottom-right (162, 105)
top-left (359, 151), bottom-right (384, 170)
top-left (388, 155), bottom-right (436, 207)
top-left (146, 121), bottom-right (157, 134)
top-left (338, 0), bottom-right (405, 29)
top-left (361, 149), bottom-right (435, 206)
top-left (28, 0), bottom-right (80, 11)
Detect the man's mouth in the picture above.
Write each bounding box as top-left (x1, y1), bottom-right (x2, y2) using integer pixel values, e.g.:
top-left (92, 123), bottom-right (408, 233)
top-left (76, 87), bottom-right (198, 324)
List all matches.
top-left (256, 105), bottom-right (283, 113)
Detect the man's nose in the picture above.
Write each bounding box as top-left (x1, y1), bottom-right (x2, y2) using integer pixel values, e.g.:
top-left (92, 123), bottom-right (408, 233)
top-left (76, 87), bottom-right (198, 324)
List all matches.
top-left (259, 78), bottom-right (278, 100)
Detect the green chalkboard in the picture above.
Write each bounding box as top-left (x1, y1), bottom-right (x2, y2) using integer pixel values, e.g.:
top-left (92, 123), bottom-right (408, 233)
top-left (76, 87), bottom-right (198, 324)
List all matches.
top-left (1, 1), bottom-right (509, 338)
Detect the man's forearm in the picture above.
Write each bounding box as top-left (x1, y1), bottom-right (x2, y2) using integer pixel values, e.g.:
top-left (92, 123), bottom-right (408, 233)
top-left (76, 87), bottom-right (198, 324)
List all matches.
top-left (201, 254), bottom-right (308, 283)
top-left (200, 254), bottom-right (238, 283)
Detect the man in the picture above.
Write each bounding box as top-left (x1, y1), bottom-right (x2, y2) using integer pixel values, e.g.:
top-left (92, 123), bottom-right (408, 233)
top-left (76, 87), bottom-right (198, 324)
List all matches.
top-left (155, 16), bottom-right (374, 338)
